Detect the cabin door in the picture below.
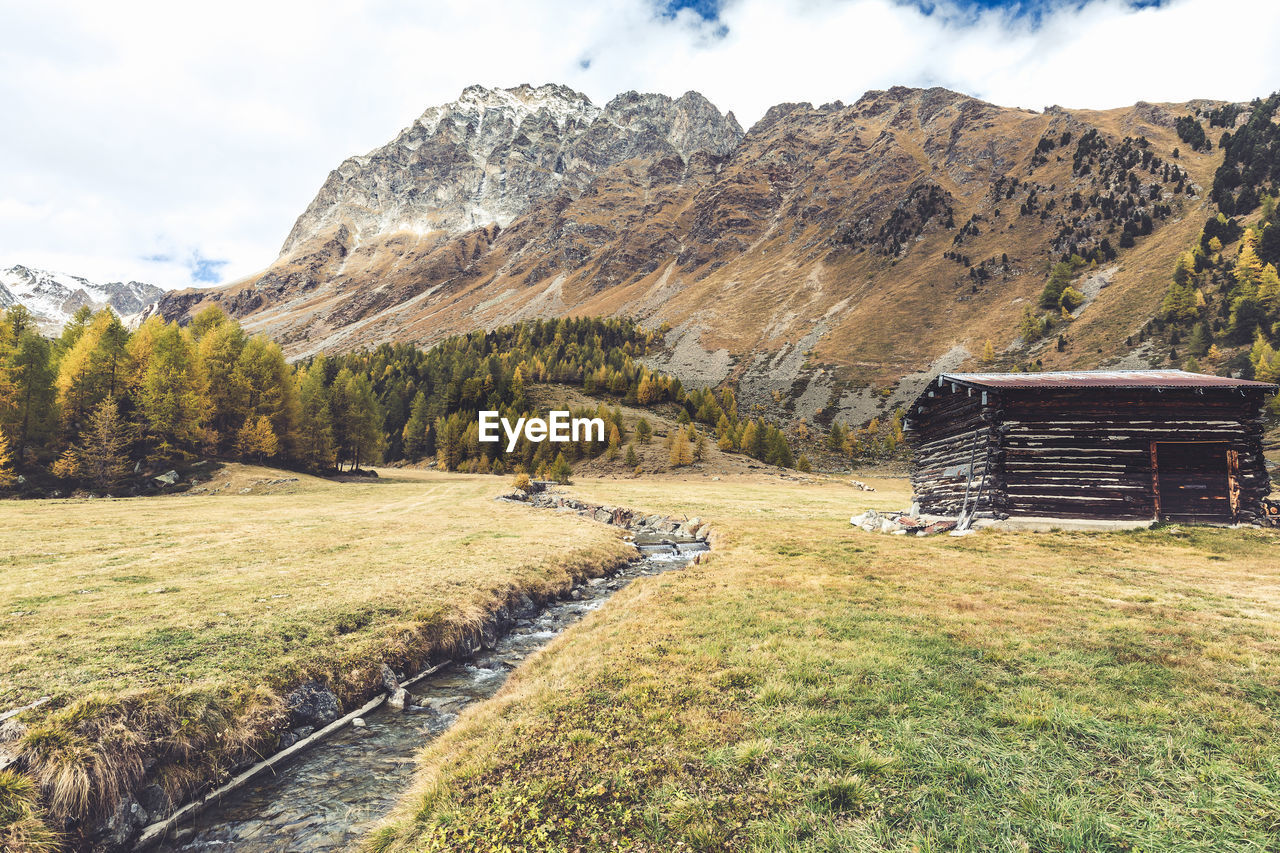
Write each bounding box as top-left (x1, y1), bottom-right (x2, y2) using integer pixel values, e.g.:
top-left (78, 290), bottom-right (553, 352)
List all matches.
top-left (1151, 441), bottom-right (1233, 523)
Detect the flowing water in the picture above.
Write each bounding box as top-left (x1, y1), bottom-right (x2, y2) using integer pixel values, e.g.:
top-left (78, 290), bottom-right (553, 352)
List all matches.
top-left (154, 539), bottom-right (706, 852)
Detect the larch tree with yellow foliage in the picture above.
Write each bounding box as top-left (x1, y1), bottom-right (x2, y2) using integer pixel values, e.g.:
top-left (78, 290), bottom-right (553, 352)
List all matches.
top-left (0, 429), bottom-right (15, 488)
top-left (668, 426), bottom-right (694, 468)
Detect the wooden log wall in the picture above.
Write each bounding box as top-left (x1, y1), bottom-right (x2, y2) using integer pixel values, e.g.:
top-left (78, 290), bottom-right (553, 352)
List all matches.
top-left (907, 383), bottom-right (1273, 523)
top-left (906, 381), bottom-right (1000, 516)
top-left (998, 388), bottom-right (1269, 522)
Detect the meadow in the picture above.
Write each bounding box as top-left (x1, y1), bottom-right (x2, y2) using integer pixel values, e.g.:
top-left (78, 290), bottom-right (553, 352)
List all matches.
top-left (370, 474), bottom-right (1280, 852)
top-left (3, 465), bottom-right (1279, 852)
top-left (0, 465), bottom-right (632, 847)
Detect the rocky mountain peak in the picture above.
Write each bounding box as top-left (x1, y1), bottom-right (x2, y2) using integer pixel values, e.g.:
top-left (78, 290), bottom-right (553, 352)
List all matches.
top-left (279, 84), bottom-right (742, 257)
top-left (0, 264), bottom-right (164, 333)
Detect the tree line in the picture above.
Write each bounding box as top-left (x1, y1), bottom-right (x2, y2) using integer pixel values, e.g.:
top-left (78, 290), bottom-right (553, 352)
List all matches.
top-left (0, 310), bottom-right (799, 493)
top-left (321, 317), bottom-right (796, 478)
top-left (0, 304), bottom-right (387, 492)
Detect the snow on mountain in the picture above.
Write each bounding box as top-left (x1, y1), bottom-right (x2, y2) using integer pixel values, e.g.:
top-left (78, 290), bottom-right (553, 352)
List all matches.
top-left (0, 265), bottom-right (166, 334)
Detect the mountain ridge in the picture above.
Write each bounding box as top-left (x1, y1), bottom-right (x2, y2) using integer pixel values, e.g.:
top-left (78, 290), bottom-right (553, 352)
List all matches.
top-left (1, 264), bottom-right (164, 333)
top-left (157, 83), bottom-right (1245, 424)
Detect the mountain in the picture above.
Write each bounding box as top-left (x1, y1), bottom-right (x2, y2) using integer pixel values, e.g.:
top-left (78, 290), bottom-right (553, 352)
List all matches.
top-left (157, 83), bottom-right (1239, 424)
top-left (1, 265), bottom-right (165, 333)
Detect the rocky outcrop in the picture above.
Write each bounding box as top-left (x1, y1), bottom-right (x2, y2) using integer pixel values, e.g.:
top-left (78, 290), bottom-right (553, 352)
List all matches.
top-left (279, 83), bottom-right (743, 256)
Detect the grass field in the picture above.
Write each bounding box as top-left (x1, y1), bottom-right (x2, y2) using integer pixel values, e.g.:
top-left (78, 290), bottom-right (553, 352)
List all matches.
top-left (370, 474), bottom-right (1280, 853)
top-left (0, 465), bottom-right (632, 844)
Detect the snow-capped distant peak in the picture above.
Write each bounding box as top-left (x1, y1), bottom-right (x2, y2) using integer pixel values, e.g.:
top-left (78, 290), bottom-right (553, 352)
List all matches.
top-left (0, 264), bottom-right (167, 334)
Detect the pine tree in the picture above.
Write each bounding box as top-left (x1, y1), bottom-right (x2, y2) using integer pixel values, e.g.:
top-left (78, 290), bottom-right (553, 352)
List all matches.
top-left (1161, 252), bottom-right (1200, 322)
top-left (1259, 263), bottom-right (1280, 309)
top-left (624, 443), bottom-right (638, 467)
top-left (196, 320), bottom-right (249, 449)
top-left (739, 421), bottom-right (761, 459)
top-left (330, 368), bottom-right (384, 470)
top-left (549, 451), bottom-right (572, 484)
top-left (1186, 322), bottom-right (1212, 358)
top-left (402, 390), bottom-right (432, 461)
top-left (607, 423), bottom-right (621, 459)
top-left (1018, 307), bottom-right (1047, 342)
top-left (51, 447), bottom-right (79, 480)
top-left (1235, 229), bottom-right (1264, 291)
top-left (636, 375), bottom-right (659, 405)
top-left (235, 415), bottom-right (279, 462)
top-left (235, 336), bottom-right (300, 458)
top-left (78, 399), bottom-right (130, 492)
top-left (1058, 286), bottom-right (1084, 312)
top-left (796, 453), bottom-right (812, 473)
top-left (827, 422), bottom-right (846, 451)
top-left (1250, 335), bottom-right (1280, 382)
top-left (981, 339), bottom-right (996, 364)
top-left (132, 321), bottom-right (207, 458)
top-left (668, 427), bottom-right (694, 468)
top-left (57, 305), bottom-right (94, 352)
top-left (297, 360), bottom-right (337, 470)
top-left (635, 417), bottom-right (652, 444)
top-left (766, 427), bottom-right (794, 468)
top-left (0, 430), bottom-right (15, 488)
top-left (1, 315), bottom-right (56, 467)
top-left (56, 310), bottom-right (130, 440)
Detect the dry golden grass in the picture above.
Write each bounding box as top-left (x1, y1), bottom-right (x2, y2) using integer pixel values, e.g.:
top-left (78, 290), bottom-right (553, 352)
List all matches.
top-left (0, 465), bottom-right (633, 829)
top-left (370, 472), bottom-right (1280, 852)
top-left (0, 464), bottom-right (629, 706)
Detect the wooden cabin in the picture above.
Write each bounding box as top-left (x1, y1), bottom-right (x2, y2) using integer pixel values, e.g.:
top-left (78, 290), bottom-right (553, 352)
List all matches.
top-left (903, 370), bottom-right (1277, 524)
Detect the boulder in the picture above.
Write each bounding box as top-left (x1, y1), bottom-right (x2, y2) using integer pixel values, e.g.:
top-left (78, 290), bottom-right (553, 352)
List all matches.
top-left (387, 688), bottom-right (411, 711)
top-left (285, 682), bottom-right (341, 728)
top-left (854, 508), bottom-right (882, 532)
top-left (379, 664), bottom-right (399, 694)
top-left (153, 470), bottom-right (179, 486)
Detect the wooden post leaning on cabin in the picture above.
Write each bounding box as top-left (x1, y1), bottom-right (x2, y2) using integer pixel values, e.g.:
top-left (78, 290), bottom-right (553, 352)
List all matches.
top-left (1227, 449), bottom-right (1241, 521)
top-left (1150, 441), bottom-right (1161, 521)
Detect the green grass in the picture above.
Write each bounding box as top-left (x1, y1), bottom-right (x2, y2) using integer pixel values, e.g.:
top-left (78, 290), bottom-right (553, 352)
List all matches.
top-left (370, 474), bottom-right (1280, 852)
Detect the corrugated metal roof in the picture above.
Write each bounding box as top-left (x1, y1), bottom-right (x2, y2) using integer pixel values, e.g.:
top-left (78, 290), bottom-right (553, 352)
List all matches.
top-left (940, 370), bottom-right (1277, 391)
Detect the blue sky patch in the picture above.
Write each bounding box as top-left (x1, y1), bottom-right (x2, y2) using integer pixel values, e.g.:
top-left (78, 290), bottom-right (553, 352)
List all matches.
top-left (186, 252), bottom-right (229, 284)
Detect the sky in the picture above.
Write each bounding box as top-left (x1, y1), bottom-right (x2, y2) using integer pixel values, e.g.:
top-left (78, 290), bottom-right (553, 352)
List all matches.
top-left (1, 0), bottom-right (1277, 291)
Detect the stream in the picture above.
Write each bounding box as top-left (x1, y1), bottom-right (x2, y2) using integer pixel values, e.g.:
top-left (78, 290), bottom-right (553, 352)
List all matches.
top-left (153, 537), bottom-right (707, 852)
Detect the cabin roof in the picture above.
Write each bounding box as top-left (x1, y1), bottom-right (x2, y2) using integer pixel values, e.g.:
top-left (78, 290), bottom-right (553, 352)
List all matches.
top-left (939, 370), bottom-right (1277, 392)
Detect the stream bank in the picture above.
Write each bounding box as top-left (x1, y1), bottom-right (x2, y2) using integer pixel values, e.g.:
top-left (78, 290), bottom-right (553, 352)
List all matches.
top-left (148, 546), bottom-right (705, 851)
top-left (117, 492), bottom-right (707, 852)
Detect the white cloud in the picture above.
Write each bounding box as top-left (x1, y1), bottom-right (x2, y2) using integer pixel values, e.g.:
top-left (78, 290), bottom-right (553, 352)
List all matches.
top-left (0, 0), bottom-right (1276, 290)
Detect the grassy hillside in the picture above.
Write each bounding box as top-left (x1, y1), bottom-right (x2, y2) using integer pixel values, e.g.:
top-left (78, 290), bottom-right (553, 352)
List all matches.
top-left (370, 475), bottom-right (1280, 852)
top-left (0, 466), bottom-right (633, 845)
